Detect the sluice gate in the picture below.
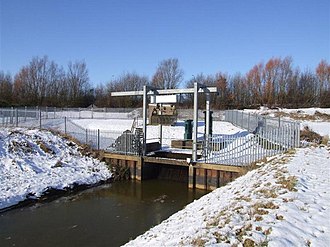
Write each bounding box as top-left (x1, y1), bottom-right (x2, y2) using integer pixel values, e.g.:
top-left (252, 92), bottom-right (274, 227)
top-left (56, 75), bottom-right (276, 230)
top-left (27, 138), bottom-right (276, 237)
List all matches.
top-left (102, 152), bottom-right (248, 191)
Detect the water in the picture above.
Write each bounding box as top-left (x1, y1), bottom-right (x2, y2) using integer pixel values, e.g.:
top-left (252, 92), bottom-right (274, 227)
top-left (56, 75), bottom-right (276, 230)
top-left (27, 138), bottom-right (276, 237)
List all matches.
top-left (0, 180), bottom-right (207, 247)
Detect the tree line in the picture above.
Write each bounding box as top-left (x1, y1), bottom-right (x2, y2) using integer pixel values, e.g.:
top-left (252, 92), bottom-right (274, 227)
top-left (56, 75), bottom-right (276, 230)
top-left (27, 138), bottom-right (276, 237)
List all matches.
top-left (0, 56), bottom-right (329, 109)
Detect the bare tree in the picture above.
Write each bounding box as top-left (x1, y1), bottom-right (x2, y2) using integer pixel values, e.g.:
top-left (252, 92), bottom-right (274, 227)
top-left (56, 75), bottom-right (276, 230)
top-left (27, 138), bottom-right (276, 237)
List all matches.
top-left (316, 60), bottom-right (330, 106)
top-left (66, 61), bottom-right (90, 106)
top-left (107, 72), bottom-right (149, 107)
top-left (151, 58), bottom-right (184, 89)
top-left (13, 56), bottom-right (62, 106)
top-left (0, 72), bottom-right (13, 106)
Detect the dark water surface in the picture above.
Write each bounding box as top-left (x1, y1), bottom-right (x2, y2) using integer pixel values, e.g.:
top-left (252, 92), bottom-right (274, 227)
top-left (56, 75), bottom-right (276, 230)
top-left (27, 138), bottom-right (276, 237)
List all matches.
top-left (0, 180), bottom-right (207, 247)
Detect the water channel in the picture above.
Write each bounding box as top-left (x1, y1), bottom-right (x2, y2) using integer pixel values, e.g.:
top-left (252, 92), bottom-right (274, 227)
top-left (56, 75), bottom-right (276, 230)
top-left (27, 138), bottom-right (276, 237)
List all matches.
top-left (0, 180), bottom-right (208, 247)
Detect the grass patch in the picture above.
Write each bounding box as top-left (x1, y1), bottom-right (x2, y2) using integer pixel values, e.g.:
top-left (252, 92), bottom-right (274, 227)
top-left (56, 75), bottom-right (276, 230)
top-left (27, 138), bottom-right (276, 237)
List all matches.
top-left (191, 236), bottom-right (207, 246)
top-left (300, 126), bottom-right (323, 144)
top-left (277, 175), bottom-right (298, 192)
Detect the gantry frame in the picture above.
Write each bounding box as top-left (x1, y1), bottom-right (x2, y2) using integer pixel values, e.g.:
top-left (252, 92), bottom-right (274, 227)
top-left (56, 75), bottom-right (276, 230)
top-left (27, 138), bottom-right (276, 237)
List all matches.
top-left (111, 82), bottom-right (218, 162)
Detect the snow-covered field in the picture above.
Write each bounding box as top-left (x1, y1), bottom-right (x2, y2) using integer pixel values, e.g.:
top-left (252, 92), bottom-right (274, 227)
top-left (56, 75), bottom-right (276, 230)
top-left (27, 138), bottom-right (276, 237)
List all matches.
top-left (0, 128), bottom-right (112, 210)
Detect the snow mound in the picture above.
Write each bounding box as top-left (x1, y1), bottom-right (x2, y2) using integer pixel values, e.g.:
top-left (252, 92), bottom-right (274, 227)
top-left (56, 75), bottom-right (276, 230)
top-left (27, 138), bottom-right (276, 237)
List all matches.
top-left (0, 128), bottom-right (112, 210)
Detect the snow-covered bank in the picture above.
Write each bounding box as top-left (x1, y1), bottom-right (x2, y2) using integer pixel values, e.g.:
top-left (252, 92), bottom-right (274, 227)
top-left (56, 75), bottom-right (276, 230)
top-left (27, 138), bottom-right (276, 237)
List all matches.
top-left (124, 146), bottom-right (330, 246)
top-left (0, 128), bottom-right (112, 210)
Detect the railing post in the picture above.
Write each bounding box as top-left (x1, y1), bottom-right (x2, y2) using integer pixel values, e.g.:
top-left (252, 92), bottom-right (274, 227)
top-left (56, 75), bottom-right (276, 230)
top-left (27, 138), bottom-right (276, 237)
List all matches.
top-left (10, 107), bottom-right (13, 124)
top-left (64, 117), bottom-right (67, 135)
top-left (25, 106), bottom-right (27, 121)
top-left (85, 129), bottom-right (88, 144)
top-left (39, 110), bottom-right (42, 128)
top-left (15, 108), bottom-right (18, 127)
top-left (97, 129), bottom-right (100, 150)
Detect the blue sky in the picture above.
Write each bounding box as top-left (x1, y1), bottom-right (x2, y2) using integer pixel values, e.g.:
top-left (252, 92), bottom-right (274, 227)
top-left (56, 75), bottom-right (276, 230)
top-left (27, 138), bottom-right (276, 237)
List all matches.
top-left (1, 0), bottom-right (329, 86)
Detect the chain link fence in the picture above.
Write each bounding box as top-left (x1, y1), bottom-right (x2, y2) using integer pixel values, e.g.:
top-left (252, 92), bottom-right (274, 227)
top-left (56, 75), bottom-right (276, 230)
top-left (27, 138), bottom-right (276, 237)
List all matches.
top-left (0, 107), bottom-right (140, 153)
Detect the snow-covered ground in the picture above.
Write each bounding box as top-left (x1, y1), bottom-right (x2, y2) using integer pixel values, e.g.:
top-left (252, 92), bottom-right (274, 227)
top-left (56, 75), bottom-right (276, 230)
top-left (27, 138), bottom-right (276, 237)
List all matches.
top-left (0, 128), bottom-right (112, 210)
top-left (124, 146), bottom-right (330, 246)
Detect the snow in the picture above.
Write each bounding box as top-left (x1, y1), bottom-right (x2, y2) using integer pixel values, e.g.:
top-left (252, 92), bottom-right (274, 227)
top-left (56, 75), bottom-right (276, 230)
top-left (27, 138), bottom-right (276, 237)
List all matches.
top-left (124, 146), bottom-right (330, 246)
top-left (0, 128), bottom-right (112, 210)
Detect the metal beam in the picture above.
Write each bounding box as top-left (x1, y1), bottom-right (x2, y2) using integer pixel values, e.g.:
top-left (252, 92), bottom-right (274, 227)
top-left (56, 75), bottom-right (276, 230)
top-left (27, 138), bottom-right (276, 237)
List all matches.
top-left (142, 85), bottom-right (147, 155)
top-left (192, 82), bottom-right (199, 162)
top-left (111, 86), bottom-right (218, 97)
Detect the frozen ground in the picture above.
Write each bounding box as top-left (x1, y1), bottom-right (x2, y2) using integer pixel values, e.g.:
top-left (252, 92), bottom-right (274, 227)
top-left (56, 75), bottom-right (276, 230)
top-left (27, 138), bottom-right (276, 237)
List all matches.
top-left (0, 128), bottom-right (112, 210)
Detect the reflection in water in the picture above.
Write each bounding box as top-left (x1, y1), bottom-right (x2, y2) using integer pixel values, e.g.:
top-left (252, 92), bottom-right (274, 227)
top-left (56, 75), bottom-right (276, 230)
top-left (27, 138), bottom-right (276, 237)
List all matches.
top-left (0, 180), bottom-right (207, 247)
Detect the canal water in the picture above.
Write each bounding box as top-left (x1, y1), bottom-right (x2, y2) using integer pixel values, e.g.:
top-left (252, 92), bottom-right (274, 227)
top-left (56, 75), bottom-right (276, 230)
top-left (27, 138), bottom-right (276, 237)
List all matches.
top-left (0, 180), bottom-right (207, 247)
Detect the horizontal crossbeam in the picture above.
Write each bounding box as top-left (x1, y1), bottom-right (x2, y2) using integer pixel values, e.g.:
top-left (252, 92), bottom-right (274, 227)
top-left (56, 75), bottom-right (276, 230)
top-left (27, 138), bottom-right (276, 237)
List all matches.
top-left (111, 86), bottom-right (218, 97)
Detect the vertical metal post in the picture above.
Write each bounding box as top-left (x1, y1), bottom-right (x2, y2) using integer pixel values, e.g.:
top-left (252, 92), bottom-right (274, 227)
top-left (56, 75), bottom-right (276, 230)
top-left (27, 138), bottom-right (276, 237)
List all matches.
top-left (25, 106), bottom-right (27, 121)
top-left (39, 110), bottom-right (42, 128)
top-left (97, 129), bottom-right (100, 150)
top-left (10, 107), bottom-right (13, 124)
top-left (159, 103), bottom-right (163, 147)
top-left (54, 107), bottom-right (56, 119)
top-left (205, 91), bottom-right (210, 158)
top-left (46, 106), bottom-right (48, 119)
top-left (85, 129), bottom-right (88, 144)
top-left (15, 108), bottom-right (18, 127)
top-left (64, 117), bottom-right (67, 135)
top-left (192, 82), bottom-right (199, 162)
top-left (142, 85), bottom-right (148, 156)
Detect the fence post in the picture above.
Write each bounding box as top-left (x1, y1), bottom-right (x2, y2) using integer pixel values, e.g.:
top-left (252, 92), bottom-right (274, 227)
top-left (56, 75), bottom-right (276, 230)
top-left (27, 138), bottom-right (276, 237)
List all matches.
top-left (85, 129), bottom-right (88, 144)
top-left (79, 108), bottom-right (81, 119)
top-left (278, 116), bottom-right (281, 128)
top-left (241, 111), bottom-right (244, 128)
top-left (15, 108), bottom-right (18, 127)
top-left (10, 107), bottom-right (13, 124)
top-left (25, 106), bottom-right (27, 121)
top-left (54, 107), bottom-right (56, 119)
top-left (46, 106), bottom-right (48, 119)
top-left (97, 129), bottom-right (100, 150)
top-left (64, 117), bottom-right (67, 135)
top-left (39, 110), bottom-right (42, 128)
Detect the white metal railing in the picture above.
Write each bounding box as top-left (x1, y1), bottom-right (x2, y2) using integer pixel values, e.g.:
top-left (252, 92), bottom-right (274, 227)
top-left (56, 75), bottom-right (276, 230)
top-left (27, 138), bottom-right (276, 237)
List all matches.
top-left (200, 110), bottom-right (300, 166)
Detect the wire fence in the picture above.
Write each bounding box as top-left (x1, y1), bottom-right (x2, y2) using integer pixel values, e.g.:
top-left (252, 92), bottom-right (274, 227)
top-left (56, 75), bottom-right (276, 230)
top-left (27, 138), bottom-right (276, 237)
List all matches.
top-left (0, 107), bottom-right (135, 152)
top-left (0, 107), bottom-right (140, 121)
top-left (1, 107), bottom-right (301, 166)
